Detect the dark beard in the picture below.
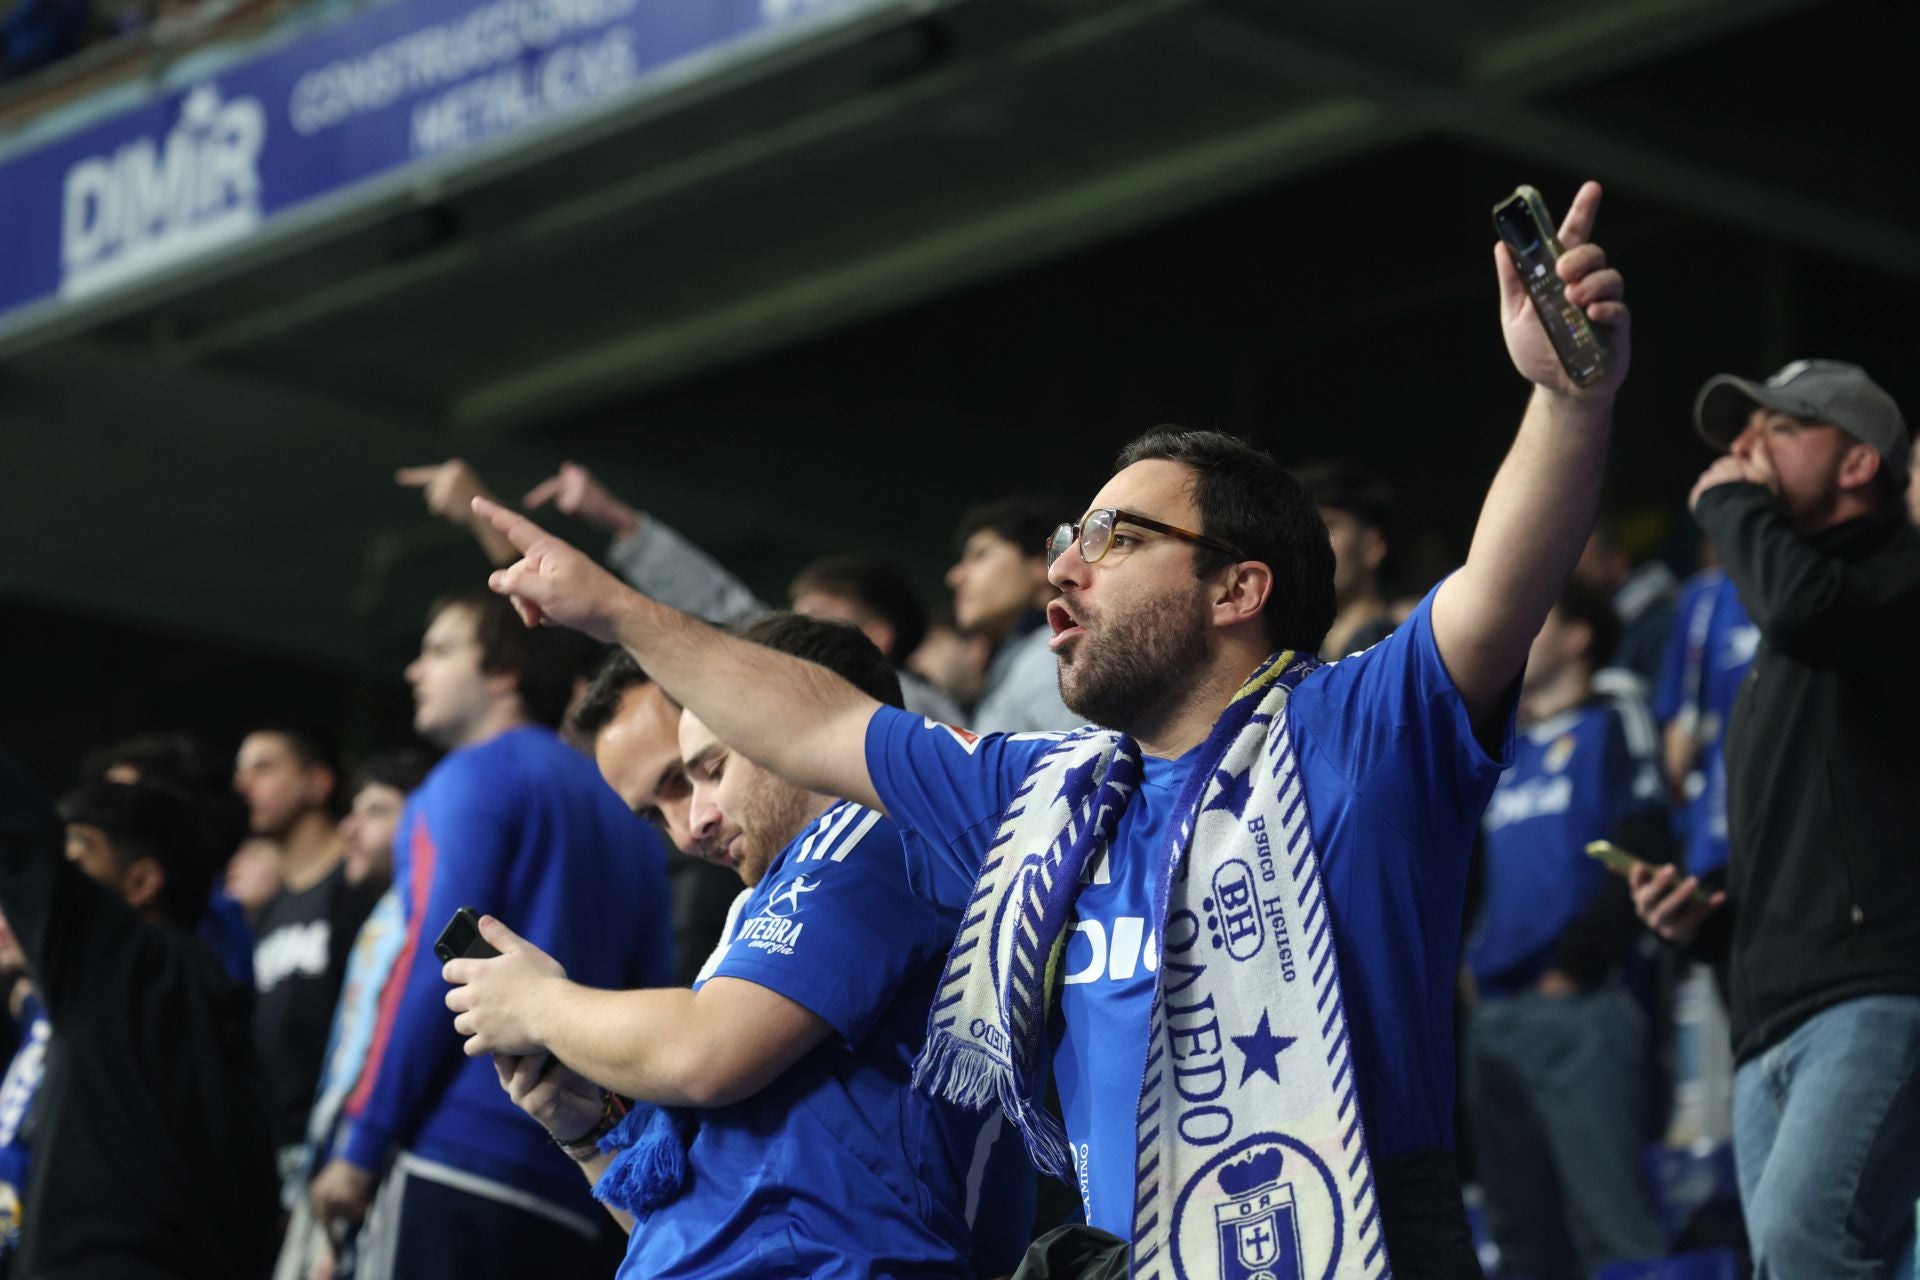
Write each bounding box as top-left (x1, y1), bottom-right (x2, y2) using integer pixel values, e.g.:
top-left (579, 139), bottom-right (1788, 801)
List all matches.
top-left (1056, 587), bottom-right (1211, 734)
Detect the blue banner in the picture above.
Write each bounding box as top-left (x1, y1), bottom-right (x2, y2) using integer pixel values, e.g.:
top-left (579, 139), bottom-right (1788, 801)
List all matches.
top-left (0, 0), bottom-right (880, 329)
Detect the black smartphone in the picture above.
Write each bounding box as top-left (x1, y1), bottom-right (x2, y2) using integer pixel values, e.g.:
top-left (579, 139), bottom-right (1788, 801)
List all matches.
top-left (1492, 184), bottom-right (1609, 387)
top-left (434, 906), bottom-right (500, 965)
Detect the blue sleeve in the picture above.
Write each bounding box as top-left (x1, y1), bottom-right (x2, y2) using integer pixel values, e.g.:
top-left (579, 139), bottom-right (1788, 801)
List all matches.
top-left (1602, 697), bottom-right (1667, 834)
top-left (863, 706), bottom-right (1060, 914)
top-left (1289, 585), bottom-right (1516, 848)
top-left (339, 760), bottom-right (522, 1171)
top-left (710, 812), bottom-right (956, 1047)
top-left (1652, 575), bottom-right (1714, 725)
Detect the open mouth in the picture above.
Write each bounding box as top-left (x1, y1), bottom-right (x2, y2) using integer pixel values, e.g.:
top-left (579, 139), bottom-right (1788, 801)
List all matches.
top-left (1047, 599), bottom-right (1087, 651)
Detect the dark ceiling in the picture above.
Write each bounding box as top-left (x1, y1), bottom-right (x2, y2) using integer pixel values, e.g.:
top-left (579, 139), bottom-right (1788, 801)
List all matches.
top-left (3, 0), bottom-right (1914, 780)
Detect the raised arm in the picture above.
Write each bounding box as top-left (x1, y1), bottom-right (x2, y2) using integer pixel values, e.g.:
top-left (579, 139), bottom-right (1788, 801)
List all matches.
top-left (473, 494), bottom-right (883, 811)
top-left (1433, 181), bottom-right (1631, 733)
top-left (527, 462), bottom-right (768, 625)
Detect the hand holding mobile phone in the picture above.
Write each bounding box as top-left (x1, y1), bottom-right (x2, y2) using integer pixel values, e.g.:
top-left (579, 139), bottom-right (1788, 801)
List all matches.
top-left (434, 906), bottom-right (501, 966)
top-left (1493, 185), bottom-right (1610, 387)
top-left (1584, 841), bottom-right (1714, 905)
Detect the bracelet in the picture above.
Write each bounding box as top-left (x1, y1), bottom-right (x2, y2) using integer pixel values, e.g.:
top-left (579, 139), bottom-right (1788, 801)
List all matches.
top-left (554, 1090), bottom-right (625, 1162)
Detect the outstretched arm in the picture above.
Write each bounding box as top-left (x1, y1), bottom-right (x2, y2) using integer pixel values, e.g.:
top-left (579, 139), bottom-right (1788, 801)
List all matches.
top-left (1433, 181), bottom-right (1631, 735)
top-left (471, 494), bottom-right (884, 810)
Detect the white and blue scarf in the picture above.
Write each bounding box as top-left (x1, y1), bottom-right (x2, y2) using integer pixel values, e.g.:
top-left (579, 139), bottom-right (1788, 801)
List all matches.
top-left (915, 652), bottom-right (1391, 1280)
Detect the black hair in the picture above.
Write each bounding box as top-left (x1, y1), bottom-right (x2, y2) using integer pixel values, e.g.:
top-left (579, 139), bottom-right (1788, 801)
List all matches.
top-left (788, 556), bottom-right (930, 661)
top-left (953, 495), bottom-right (1064, 563)
top-left (347, 749), bottom-right (435, 800)
top-left (566, 648), bottom-right (664, 745)
top-left (1114, 427), bottom-right (1336, 654)
top-left (79, 733), bottom-right (213, 792)
top-left (428, 589), bottom-right (588, 730)
top-left (1289, 460), bottom-right (1397, 538)
top-left (58, 781), bottom-right (215, 929)
top-left (735, 613), bottom-right (904, 710)
top-left (1552, 576), bottom-right (1622, 672)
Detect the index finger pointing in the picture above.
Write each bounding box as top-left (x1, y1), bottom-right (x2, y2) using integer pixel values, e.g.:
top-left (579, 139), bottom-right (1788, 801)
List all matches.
top-left (396, 466), bottom-right (441, 487)
top-left (1557, 180), bottom-right (1603, 249)
top-left (471, 495), bottom-right (545, 554)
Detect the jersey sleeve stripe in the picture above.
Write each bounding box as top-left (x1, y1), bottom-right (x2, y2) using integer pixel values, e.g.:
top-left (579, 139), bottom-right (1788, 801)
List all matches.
top-left (827, 810), bottom-right (884, 862)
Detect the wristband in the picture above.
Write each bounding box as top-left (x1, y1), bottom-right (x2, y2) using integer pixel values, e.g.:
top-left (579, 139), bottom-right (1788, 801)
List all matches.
top-left (554, 1090), bottom-right (626, 1162)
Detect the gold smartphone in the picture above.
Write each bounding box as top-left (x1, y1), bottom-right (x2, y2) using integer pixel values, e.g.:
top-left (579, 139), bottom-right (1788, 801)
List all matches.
top-left (1585, 840), bottom-right (1714, 905)
top-left (1492, 185), bottom-right (1609, 387)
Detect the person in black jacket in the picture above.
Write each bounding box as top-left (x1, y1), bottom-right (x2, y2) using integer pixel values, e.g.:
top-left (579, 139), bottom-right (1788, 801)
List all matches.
top-left (1631, 358), bottom-right (1920, 1279)
top-left (0, 755), bottom-right (279, 1280)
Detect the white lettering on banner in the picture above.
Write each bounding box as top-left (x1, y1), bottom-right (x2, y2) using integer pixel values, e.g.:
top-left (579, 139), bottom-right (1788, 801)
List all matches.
top-left (255, 919), bottom-right (333, 991)
top-left (289, 0), bottom-right (638, 136)
top-left (408, 28), bottom-right (636, 157)
top-left (1061, 916), bottom-right (1159, 986)
top-left (1484, 773), bottom-right (1574, 830)
top-left (60, 85), bottom-right (265, 299)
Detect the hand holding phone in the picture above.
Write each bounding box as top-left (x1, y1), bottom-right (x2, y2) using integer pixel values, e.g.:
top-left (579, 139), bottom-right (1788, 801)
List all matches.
top-left (1493, 184), bottom-right (1613, 388)
top-left (434, 906), bottom-right (500, 966)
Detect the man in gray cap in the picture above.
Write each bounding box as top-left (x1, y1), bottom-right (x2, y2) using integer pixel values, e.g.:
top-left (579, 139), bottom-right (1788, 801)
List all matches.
top-left (1631, 358), bottom-right (1920, 1278)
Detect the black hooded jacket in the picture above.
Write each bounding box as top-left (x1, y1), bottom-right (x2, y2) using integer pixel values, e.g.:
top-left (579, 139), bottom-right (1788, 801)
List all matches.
top-left (1693, 482), bottom-right (1920, 1062)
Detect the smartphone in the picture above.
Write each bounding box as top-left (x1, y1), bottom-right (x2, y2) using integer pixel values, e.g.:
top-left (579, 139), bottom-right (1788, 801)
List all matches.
top-left (433, 906), bottom-right (500, 965)
top-left (1584, 841), bottom-right (1715, 905)
top-left (1492, 185), bottom-right (1609, 387)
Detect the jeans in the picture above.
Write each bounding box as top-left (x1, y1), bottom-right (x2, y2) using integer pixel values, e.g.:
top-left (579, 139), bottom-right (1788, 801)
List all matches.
top-left (1468, 984), bottom-right (1667, 1279)
top-left (1734, 994), bottom-right (1920, 1279)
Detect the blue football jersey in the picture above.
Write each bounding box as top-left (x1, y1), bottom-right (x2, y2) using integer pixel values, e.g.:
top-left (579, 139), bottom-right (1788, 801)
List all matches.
top-left (866, 587), bottom-right (1510, 1239)
top-left (620, 801), bottom-right (1034, 1279)
top-left (1468, 693), bottom-right (1665, 994)
top-left (1651, 569), bottom-right (1759, 877)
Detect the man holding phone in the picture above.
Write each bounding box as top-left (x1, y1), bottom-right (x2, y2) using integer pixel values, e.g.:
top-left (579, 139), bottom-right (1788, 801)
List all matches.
top-left (467, 181), bottom-right (1629, 1277)
top-left (444, 613), bottom-right (1033, 1278)
top-left (308, 590), bottom-right (671, 1280)
top-left (1634, 360), bottom-right (1920, 1278)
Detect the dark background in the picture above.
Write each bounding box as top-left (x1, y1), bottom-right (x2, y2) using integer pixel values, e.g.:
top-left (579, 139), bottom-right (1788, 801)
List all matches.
top-left (3, 0), bottom-right (1913, 792)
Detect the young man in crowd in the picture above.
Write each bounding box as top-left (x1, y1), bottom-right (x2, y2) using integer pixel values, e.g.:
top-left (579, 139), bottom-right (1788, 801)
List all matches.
top-left (1465, 578), bottom-right (1669, 1278)
top-left (236, 728), bottom-right (383, 1179)
top-left (0, 760), bottom-right (279, 1278)
top-left (1633, 358), bottom-right (1920, 1277)
top-left (274, 749), bottom-right (433, 1280)
top-left (472, 180), bottom-right (1629, 1276)
top-left (1291, 461), bottom-right (1399, 659)
top-left (447, 613), bottom-right (1034, 1278)
top-left (944, 495), bottom-right (1082, 732)
top-left (307, 591), bottom-right (672, 1280)
top-left (1572, 515), bottom-right (1678, 693)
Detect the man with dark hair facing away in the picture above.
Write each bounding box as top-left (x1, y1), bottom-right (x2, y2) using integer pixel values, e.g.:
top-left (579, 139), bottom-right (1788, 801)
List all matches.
top-left (1634, 359), bottom-right (1920, 1277)
top-left (235, 727), bottom-right (383, 1183)
top-left (307, 590), bottom-right (672, 1280)
top-left (1464, 577), bottom-right (1669, 1278)
top-left (447, 613), bottom-right (1034, 1279)
top-left (470, 182), bottom-right (1630, 1277)
top-left (1291, 462), bottom-right (1399, 660)
top-left (0, 761), bottom-right (279, 1278)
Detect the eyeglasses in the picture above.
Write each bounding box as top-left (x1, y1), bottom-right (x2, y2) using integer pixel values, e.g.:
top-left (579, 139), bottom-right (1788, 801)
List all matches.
top-left (1046, 507), bottom-right (1245, 567)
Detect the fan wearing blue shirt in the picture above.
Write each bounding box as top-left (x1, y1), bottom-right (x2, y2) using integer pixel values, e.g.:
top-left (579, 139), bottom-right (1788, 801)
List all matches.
top-left (1650, 563), bottom-right (1759, 880)
top-left (444, 614), bottom-right (1034, 1279)
top-left (1465, 578), bottom-right (1670, 1279)
top-left (468, 179), bottom-right (1632, 1279)
top-left (308, 590), bottom-right (673, 1280)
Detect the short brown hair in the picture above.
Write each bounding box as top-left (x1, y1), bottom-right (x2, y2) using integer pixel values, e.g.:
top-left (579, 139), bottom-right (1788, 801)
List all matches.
top-left (428, 589), bottom-right (595, 730)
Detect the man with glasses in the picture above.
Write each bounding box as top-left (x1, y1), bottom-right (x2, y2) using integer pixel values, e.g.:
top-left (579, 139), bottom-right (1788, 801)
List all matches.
top-left (469, 181), bottom-right (1628, 1279)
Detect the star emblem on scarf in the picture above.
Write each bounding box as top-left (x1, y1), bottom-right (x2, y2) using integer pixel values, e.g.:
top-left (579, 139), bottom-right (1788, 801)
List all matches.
top-left (1232, 1010), bottom-right (1297, 1087)
top-left (1054, 754), bottom-right (1102, 805)
top-left (1202, 763), bottom-right (1254, 819)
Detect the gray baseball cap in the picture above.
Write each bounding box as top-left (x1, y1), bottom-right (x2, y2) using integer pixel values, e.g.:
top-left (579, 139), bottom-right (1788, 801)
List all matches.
top-left (1695, 359), bottom-right (1909, 481)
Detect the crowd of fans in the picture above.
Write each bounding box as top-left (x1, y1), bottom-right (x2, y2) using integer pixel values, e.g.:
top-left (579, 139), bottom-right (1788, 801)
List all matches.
top-left (0, 186), bottom-right (1914, 1280)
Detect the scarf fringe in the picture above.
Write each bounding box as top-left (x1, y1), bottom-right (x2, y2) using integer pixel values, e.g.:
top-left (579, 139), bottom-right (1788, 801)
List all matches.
top-left (593, 1102), bottom-right (687, 1215)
